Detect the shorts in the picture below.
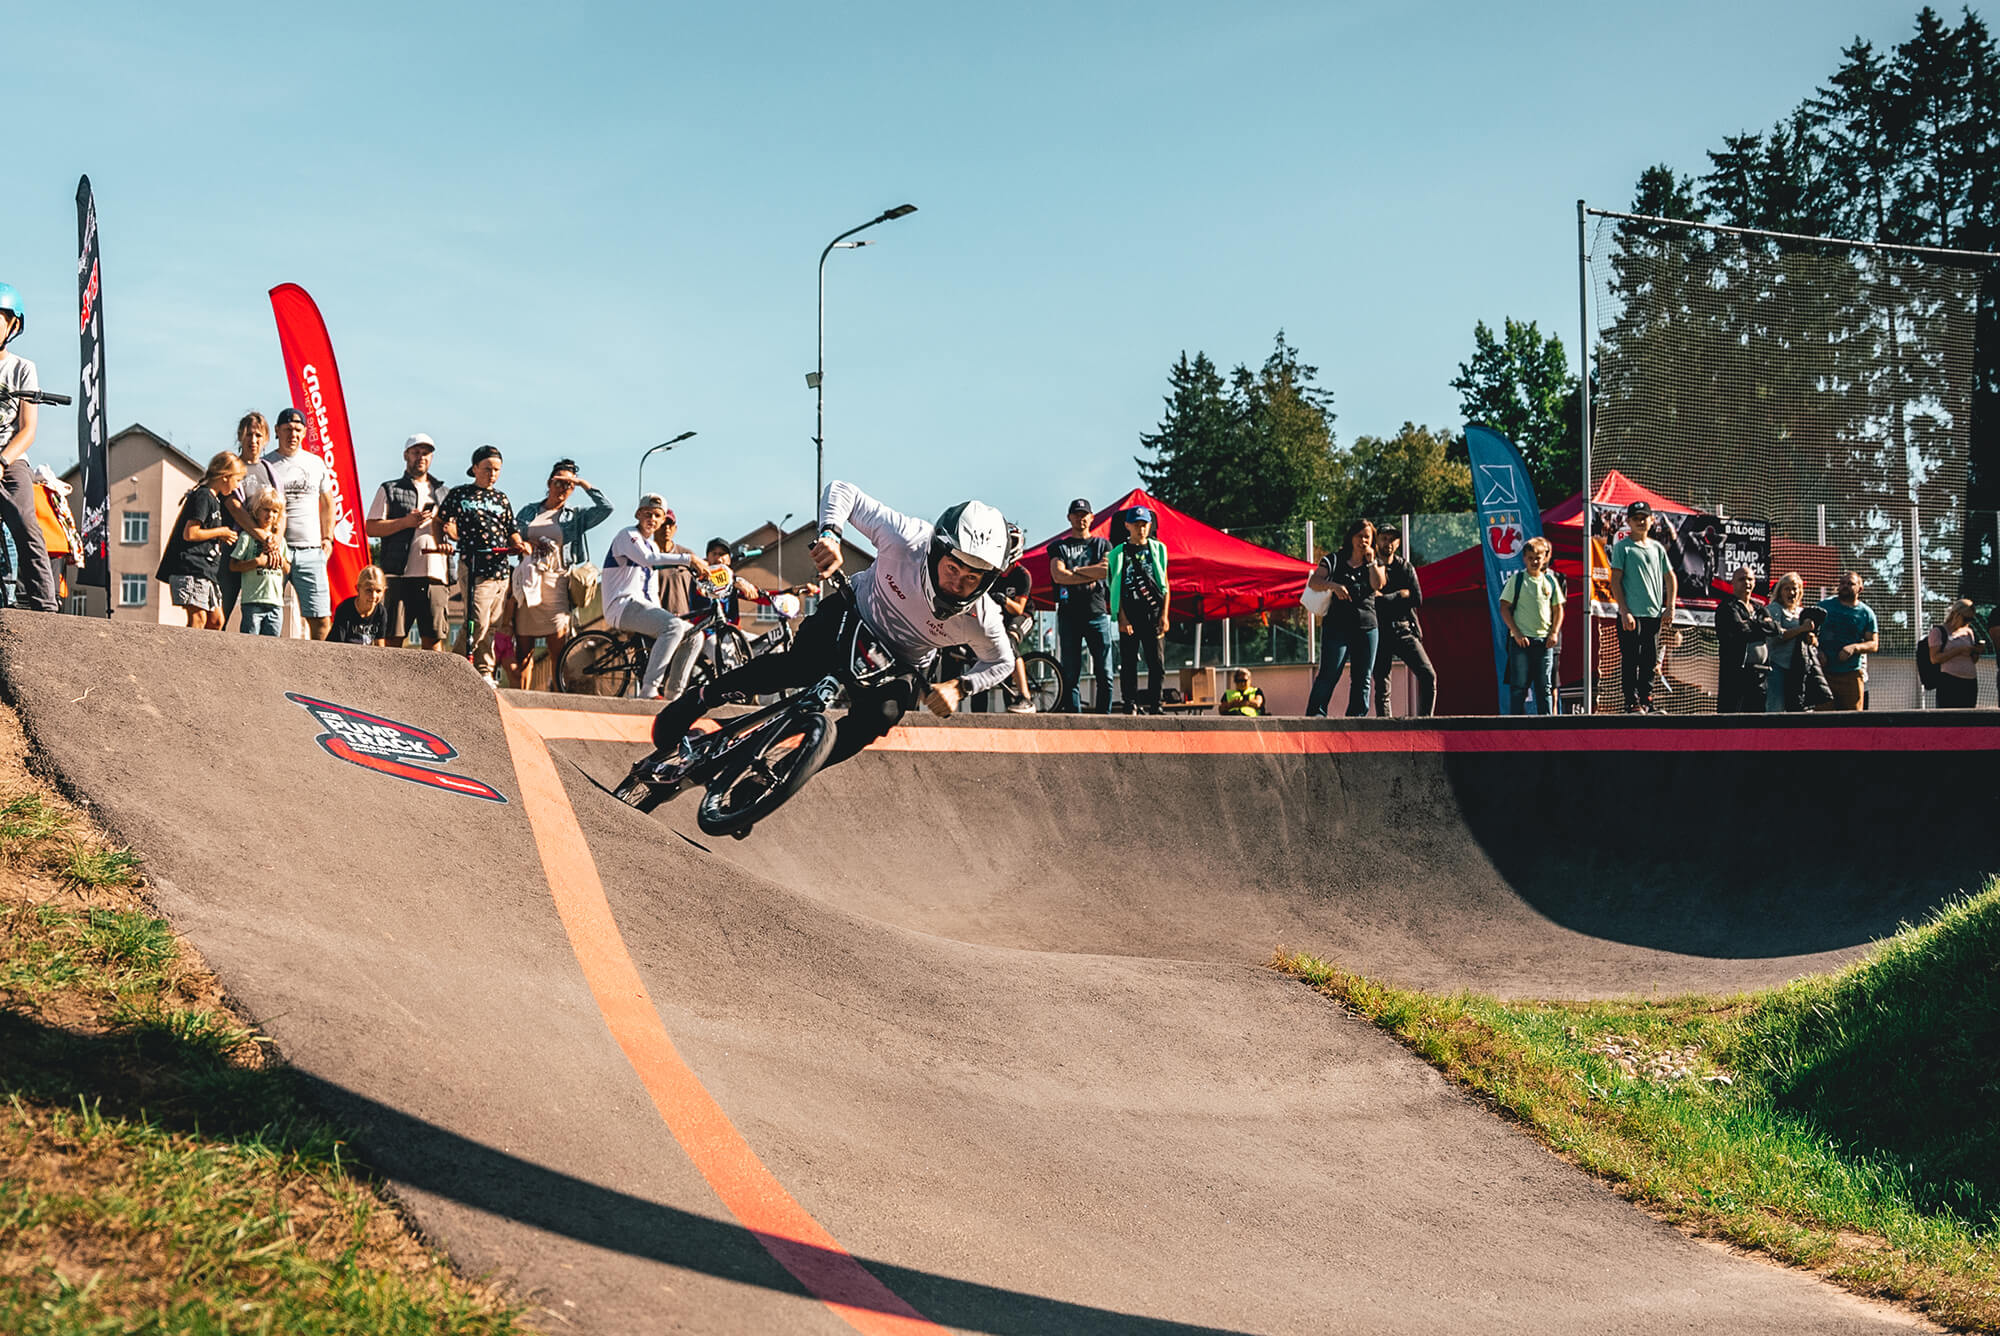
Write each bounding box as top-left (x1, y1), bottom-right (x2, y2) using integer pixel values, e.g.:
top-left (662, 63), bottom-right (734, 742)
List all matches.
top-left (388, 577), bottom-right (449, 644)
top-left (286, 546), bottom-right (333, 620)
top-left (169, 575), bottom-right (220, 611)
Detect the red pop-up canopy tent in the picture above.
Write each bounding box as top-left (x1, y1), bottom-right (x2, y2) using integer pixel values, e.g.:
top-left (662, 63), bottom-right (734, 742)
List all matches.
top-left (1019, 487), bottom-right (1313, 620)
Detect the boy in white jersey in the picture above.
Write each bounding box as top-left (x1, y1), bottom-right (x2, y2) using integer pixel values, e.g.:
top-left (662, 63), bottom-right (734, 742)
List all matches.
top-left (650, 481), bottom-right (1015, 767)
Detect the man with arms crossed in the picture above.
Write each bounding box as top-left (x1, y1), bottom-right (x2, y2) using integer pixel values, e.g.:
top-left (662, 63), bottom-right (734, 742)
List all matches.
top-left (1048, 498), bottom-right (1113, 712)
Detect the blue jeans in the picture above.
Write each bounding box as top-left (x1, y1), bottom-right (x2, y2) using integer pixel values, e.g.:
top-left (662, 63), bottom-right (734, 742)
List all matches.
top-left (1506, 638), bottom-right (1556, 715)
top-left (286, 545), bottom-right (332, 619)
top-left (1058, 612), bottom-right (1114, 712)
top-left (1307, 627), bottom-right (1378, 717)
top-left (239, 602), bottom-right (283, 636)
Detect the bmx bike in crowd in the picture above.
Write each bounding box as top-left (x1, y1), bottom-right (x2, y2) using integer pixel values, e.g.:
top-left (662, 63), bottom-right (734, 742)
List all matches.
top-left (556, 569), bottom-right (813, 697)
top-left (612, 572), bottom-right (900, 837)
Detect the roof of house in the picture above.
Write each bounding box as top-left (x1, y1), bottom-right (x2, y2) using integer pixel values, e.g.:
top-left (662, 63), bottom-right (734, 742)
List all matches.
top-left (58, 423), bottom-right (207, 484)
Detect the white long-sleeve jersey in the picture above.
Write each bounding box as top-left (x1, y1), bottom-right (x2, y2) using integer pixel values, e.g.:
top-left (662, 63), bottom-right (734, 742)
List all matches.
top-left (820, 481), bottom-right (1015, 695)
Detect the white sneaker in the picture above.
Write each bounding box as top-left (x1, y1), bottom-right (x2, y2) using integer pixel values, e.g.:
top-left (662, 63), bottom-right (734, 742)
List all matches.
top-left (1006, 699), bottom-right (1036, 714)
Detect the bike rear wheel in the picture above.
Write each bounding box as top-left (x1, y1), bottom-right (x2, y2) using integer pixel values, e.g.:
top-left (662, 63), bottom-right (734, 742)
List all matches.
top-left (696, 711), bottom-right (836, 837)
top-left (558, 630), bottom-right (637, 696)
top-left (1018, 651), bottom-right (1068, 713)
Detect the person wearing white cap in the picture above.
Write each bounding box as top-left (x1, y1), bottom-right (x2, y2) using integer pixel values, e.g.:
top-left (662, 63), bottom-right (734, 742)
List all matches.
top-left (364, 434), bottom-right (450, 649)
top-left (601, 493), bottom-right (712, 699)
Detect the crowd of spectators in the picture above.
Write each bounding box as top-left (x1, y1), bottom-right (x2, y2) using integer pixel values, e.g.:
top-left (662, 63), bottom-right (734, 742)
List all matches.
top-left (8, 361), bottom-right (1995, 718)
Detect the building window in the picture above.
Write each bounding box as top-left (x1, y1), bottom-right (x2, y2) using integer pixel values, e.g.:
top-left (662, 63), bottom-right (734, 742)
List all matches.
top-left (122, 511), bottom-right (149, 544)
top-left (119, 573), bottom-right (148, 607)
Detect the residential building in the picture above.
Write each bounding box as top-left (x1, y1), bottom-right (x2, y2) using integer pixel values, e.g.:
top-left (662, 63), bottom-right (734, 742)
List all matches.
top-left (57, 423), bottom-right (205, 622)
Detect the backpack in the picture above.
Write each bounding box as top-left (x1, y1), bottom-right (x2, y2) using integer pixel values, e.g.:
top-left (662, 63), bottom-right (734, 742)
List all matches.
top-left (1916, 626), bottom-right (1945, 691)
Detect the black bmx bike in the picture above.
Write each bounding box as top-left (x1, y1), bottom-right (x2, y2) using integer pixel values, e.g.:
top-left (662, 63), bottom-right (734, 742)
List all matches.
top-left (612, 574), bottom-right (901, 838)
top-left (556, 580), bottom-right (810, 697)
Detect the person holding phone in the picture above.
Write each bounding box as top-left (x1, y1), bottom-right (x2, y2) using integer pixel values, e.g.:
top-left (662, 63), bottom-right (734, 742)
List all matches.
top-left (1305, 518), bottom-right (1386, 717)
top-left (365, 434), bottom-right (451, 649)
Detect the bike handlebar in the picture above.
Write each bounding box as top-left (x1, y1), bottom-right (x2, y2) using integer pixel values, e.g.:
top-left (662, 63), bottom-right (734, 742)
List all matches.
top-left (0, 387), bottom-right (71, 407)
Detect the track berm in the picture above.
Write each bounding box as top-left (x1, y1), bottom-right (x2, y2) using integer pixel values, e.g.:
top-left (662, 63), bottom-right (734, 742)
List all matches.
top-left (4, 610), bottom-right (1985, 1334)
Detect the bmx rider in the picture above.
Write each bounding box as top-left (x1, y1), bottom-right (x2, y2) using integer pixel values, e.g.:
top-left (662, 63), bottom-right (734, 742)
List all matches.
top-left (650, 480), bottom-right (1016, 769)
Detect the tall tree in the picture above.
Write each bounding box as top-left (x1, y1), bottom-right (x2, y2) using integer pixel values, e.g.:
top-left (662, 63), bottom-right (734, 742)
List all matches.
top-left (1449, 318), bottom-right (1582, 504)
top-left (1135, 333), bottom-right (1341, 534)
top-left (1135, 352), bottom-right (1237, 518)
top-left (1342, 424), bottom-right (1472, 521)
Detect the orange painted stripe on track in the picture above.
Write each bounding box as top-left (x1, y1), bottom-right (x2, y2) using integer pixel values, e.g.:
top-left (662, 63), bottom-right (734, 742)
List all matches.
top-left (508, 705), bottom-right (2000, 755)
top-left (496, 699), bottom-right (941, 1336)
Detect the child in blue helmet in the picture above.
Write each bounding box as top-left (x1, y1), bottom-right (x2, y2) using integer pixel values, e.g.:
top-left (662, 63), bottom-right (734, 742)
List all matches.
top-left (0, 284), bottom-right (59, 612)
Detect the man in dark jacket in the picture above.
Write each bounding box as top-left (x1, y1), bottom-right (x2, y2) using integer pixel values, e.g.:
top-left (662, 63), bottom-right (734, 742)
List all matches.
top-left (1370, 528), bottom-right (1436, 716)
top-left (364, 434), bottom-right (450, 649)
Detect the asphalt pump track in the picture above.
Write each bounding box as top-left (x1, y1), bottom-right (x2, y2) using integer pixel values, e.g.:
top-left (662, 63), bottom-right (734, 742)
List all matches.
top-left (3, 610), bottom-right (1988, 1334)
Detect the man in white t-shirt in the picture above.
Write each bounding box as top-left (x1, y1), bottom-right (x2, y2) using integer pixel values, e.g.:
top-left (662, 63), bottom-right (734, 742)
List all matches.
top-left (0, 283), bottom-right (58, 612)
top-left (244, 407), bottom-right (338, 638)
top-left (364, 434), bottom-right (450, 649)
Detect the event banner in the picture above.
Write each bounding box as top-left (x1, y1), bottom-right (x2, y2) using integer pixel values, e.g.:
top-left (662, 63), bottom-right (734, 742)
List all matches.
top-left (1465, 423), bottom-right (1545, 713)
top-left (267, 284), bottom-right (366, 605)
top-left (74, 176), bottom-right (110, 597)
top-left (1588, 503), bottom-right (1770, 627)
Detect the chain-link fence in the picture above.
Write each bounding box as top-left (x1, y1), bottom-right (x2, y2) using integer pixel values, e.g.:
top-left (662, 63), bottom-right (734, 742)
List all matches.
top-left (1586, 209), bottom-right (1987, 713)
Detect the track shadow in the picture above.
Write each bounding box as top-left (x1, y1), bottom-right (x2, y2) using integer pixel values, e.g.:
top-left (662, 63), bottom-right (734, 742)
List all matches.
top-left (0, 1009), bottom-right (1258, 1336)
top-left (1445, 744), bottom-right (1987, 959)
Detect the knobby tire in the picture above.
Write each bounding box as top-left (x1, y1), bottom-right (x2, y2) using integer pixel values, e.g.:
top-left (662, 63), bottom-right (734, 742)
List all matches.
top-left (695, 711), bottom-right (836, 837)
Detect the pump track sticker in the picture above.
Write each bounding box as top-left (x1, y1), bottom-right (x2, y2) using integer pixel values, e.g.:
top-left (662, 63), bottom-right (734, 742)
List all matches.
top-left (287, 692), bottom-right (508, 803)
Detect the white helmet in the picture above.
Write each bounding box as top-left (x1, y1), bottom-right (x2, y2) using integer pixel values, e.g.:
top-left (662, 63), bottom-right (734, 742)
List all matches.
top-left (924, 500), bottom-right (1008, 617)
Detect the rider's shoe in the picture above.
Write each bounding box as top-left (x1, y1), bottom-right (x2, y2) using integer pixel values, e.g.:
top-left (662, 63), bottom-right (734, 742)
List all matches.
top-left (1005, 698), bottom-right (1036, 714)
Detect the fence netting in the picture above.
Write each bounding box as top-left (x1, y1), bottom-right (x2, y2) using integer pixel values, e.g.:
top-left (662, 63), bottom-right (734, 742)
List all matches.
top-left (1586, 211), bottom-right (1985, 712)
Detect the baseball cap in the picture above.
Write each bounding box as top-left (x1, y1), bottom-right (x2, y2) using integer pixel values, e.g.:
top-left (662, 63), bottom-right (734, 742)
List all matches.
top-left (1068, 497), bottom-right (1092, 514)
top-left (1125, 505), bottom-right (1156, 524)
top-left (1626, 501), bottom-right (1653, 518)
top-left (466, 444), bottom-right (502, 477)
top-left (402, 433), bottom-right (435, 453)
top-left (274, 407), bottom-right (305, 428)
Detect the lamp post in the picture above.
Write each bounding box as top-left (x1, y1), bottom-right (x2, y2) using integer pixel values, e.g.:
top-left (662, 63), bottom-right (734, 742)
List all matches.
top-left (775, 511), bottom-right (794, 587)
top-left (812, 203), bottom-right (917, 511)
top-left (638, 430), bottom-right (697, 501)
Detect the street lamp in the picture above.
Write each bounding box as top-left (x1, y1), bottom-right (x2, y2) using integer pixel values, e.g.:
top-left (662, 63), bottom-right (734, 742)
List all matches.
top-left (813, 203), bottom-right (917, 510)
top-left (638, 430), bottom-right (697, 500)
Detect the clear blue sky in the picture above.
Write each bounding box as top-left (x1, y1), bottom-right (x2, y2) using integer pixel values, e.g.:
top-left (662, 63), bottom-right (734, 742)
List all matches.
top-left (9, 0), bottom-right (1936, 548)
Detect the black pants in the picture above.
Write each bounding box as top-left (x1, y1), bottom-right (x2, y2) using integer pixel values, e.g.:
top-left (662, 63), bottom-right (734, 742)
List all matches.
top-left (1618, 615), bottom-right (1662, 711)
top-left (1372, 629), bottom-right (1436, 717)
top-left (0, 458), bottom-right (57, 612)
top-left (651, 590), bottom-right (919, 767)
top-left (1938, 675), bottom-right (1978, 709)
top-left (1120, 624), bottom-right (1165, 711)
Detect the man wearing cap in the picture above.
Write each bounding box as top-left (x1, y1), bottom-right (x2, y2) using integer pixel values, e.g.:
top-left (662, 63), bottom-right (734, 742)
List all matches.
top-left (602, 494), bottom-right (709, 699)
top-left (365, 435), bottom-right (450, 650)
top-left (243, 407), bottom-right (338, 638)
top-left (439, 445), bottom-right (530, 683)
top-left (1607, 501), bottom-right (1678, 714)
top-left (1049, 498), bottom-right (1113, 712)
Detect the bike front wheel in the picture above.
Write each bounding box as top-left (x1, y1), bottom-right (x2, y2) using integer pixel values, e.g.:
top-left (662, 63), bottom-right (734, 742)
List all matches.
top-left (557, 630), bottom-right (636, 696)
top-left (1018, 651), bottom-right (1068, 713)
top-left (696, 711), bottom-right (836, 837)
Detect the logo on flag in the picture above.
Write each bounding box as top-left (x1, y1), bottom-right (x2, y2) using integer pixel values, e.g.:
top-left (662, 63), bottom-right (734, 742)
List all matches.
top-left (286, 693), bottom-right (506, 803)
top-left (1478, 465), bottom-right (1519, 506)
top-left (1487, 511), bottom-right (1524, 558)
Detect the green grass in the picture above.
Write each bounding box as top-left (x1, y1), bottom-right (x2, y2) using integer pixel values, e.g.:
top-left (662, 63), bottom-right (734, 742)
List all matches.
top-left (0, 791), bottom-right (531, 1334)
top-left (1279, 882), bottom-right (2000, 1332)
